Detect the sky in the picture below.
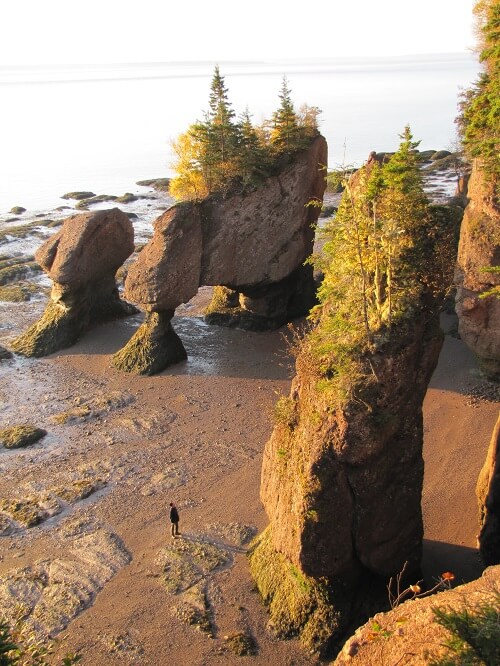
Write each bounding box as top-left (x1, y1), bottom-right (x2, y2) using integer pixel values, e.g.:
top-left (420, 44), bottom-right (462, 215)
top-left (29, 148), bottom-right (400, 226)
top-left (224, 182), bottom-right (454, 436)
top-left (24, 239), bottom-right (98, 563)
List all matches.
top-left (2, 0), bottom-right (477, 66)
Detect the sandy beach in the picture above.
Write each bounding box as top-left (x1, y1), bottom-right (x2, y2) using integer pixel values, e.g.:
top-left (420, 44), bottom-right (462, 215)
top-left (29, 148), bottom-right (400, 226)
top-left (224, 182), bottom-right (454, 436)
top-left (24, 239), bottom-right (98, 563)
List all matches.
top-left (0, 284), bottom-right (498, 665)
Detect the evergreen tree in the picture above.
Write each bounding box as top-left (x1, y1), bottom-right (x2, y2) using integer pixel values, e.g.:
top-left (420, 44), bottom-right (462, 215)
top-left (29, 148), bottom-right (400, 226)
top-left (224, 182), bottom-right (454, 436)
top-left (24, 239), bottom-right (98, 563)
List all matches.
top-left (270, 76), bottom-right (302, 154)
top-left (456, 0), bottom-right (500, 200)
top-left (204, 65), bottom-right (240, 189)
top-left (236, 108), bottom-right (272, 184)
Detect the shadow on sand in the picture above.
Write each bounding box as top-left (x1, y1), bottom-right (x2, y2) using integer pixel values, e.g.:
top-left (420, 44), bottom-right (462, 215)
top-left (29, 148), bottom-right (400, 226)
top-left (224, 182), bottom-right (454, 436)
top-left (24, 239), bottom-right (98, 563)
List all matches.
top-left (422, 538), bottom-right (484, 587)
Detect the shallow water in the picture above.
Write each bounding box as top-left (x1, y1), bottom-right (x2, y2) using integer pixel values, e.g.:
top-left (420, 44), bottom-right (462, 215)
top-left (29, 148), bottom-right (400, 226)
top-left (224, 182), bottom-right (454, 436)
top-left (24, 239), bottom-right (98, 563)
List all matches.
top-left (1, 54), bottom-right (479, 214)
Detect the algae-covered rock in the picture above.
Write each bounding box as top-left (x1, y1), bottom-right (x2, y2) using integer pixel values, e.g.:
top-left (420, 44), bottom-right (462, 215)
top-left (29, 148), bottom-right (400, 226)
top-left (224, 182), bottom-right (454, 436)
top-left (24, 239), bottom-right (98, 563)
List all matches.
top-left (112, 310), bottom-right (187, 375)
top-left (0, 425), bottom-right (47, 449)
top-left (10, 206), bottom-right (26, 214)
top-left (248, 526), bottom-right (339, 654)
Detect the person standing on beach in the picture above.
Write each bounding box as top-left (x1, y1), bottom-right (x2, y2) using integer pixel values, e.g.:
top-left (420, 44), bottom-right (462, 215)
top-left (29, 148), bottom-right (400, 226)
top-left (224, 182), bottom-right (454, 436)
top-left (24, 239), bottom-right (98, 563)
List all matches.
top-left (169, 502), bottom-right (180, 538)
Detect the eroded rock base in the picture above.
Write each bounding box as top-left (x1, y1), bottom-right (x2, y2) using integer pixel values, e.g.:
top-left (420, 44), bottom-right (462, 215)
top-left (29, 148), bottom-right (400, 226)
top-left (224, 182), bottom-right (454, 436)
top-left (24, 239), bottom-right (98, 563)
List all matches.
top-left (11, 284), bottom-right (136, 358)
top-left (112, 310), bottom-right (187, 375)
top-left (205, 265), bottom-right (317, 331)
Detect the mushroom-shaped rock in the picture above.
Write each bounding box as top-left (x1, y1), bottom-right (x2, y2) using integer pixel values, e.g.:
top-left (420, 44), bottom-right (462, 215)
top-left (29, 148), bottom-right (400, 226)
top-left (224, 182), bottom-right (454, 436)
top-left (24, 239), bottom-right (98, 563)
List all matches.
top-left (113, 136), bottom-right (327, 374)
top-left (11, 208), bottom-right (136, 357)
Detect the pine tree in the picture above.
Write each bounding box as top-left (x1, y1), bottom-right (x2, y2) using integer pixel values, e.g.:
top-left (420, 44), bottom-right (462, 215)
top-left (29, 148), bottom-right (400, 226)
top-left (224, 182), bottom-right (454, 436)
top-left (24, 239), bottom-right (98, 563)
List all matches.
top-left (236, 108), bottom-right (271, 184)
top-left (456, 0), bottom-right (500, 200)
top-left (270, 76), bottom-right (302, 154)
top-left (204, 65), bottom-right (240, 189)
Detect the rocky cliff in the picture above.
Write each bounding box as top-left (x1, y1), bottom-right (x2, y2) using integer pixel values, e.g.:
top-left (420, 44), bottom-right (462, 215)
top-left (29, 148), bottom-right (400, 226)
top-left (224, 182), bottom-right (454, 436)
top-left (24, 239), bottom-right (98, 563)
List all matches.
top-left (455, 162), bottom-right (500, 380)
top-left (11, 208), bottom-right (136, 357)
top-left (477, 414), bottom-right (500, 566)
top-left (112, 135), bottom-right (327, 374)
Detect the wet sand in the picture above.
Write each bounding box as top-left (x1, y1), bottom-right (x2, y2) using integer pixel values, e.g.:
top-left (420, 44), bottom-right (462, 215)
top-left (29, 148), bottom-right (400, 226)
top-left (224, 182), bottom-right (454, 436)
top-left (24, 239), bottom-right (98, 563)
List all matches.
top-left (0, 292), bottom-right (498, 665)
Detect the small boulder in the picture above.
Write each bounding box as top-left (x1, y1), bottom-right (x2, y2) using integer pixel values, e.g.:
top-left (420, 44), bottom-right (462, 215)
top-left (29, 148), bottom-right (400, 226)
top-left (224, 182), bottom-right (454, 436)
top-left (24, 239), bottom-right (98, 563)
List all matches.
top-left (10, 206), bottom-right (26, 215)
top-left (0, 425), bottom-right (47, 449)
top-left (61, 191), bottom-right (96, 200)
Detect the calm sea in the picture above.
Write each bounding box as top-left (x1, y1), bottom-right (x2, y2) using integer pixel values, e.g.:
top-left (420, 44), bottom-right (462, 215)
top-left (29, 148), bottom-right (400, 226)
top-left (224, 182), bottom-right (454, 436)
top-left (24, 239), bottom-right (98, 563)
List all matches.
top-left (0, 54), bottom-right (479, 214)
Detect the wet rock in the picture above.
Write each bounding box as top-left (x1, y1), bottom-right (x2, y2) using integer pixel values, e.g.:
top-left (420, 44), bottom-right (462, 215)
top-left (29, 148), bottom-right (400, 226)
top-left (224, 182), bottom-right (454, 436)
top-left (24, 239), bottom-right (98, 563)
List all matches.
top-left (136, 178), bottom-right (171, 192)
top-left (11, 208), bottom-right (137, 357)
top-left (61, 191), bottom-right (96, 200)
top-left (455, 163), bottom-right (500, 380)
top-left (10, 206), bottom-right (26, 214)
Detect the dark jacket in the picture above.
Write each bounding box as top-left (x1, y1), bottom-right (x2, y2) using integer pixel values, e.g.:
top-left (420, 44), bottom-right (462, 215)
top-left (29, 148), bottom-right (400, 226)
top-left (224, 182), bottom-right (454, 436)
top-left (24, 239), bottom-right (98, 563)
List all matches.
top-left (169, 506), bottom-right (179, 523)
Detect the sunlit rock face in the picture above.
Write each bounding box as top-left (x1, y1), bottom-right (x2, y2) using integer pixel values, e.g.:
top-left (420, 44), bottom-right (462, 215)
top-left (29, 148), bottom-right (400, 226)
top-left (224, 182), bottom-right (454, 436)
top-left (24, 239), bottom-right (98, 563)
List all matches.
top-left (12, 208), bottom-right (136, 357)
top-left (114, 135), bottom-right (327, 374)
top-left (455, 163), bottom-right (500, 380)
top-left (477, 414), bottom-right (500, 566)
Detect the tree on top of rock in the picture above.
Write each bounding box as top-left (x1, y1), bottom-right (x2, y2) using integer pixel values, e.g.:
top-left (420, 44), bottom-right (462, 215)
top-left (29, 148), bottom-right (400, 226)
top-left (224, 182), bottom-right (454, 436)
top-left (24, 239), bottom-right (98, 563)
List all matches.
top-left (169, 67), bottom-right (321, 201)
top-left (270, 76), bottom-right (302, 154)
top-left (456, 0), bottom-right (500, 203)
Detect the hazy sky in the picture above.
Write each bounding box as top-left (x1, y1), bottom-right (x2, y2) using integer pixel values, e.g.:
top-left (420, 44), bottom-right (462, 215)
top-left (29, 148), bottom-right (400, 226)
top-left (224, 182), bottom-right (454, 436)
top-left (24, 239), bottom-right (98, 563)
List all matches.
top-left (3, 0), bottom-right (477, 66)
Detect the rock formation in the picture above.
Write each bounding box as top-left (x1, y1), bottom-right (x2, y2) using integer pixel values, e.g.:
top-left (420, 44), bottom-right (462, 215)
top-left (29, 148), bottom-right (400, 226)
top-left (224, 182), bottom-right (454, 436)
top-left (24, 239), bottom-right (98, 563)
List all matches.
top-left (11, 208), bottom-right (136, 357)
top-left (113, 135), bottom-right (327, 374)
top-left (250, 156), bottom-right (461, 654)
top-left (333, 564), bottom-right (500, 665)
top-left (250, 312), bottom-right (445, 654)
top-left (455, 162), bottom-right (500, 380)
top-left (477, 413), bottom-right (500, 566)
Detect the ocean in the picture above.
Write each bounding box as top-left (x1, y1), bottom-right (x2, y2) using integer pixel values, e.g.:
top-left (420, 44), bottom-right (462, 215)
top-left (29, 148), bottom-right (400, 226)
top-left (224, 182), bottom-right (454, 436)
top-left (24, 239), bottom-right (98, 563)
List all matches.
top-left (0, 53), bottom-right (479, 214)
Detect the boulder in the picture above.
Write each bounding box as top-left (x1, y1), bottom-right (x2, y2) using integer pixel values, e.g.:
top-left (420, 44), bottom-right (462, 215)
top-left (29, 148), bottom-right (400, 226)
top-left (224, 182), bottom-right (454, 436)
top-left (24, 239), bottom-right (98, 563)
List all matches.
top-left (455, 163), bottom-right (500, 380)
top-left (11, 209), bottom-right (136, 357)
top-left (114, 136), bottom-right (327, 374)
top-left (334, 565), bottom-right (500, 665)
top-left (477, 414), bottom-right (500, 566)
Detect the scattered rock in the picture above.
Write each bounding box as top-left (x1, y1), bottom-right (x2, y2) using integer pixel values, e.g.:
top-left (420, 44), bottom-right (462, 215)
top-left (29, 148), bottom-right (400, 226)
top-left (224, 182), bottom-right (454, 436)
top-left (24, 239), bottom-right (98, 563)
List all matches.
top-left (224, 631), bottom-right (257, 656)
top-left (0, 520), bottom-right (131, 637)
top-left (136, 178), bottom-right (171, 192)
top-left (0, 425), bottom-right (47, 449)
top-left (61, 191), bottom-right (96, 200)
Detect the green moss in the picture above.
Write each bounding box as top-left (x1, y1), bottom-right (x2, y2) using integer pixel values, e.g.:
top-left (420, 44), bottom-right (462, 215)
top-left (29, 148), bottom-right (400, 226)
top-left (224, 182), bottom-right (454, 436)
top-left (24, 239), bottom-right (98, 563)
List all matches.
top-left (61, 191), bottom-right (96, 200)
top-left (112, 312), bottom-right (187, 375)
top-left (0, 498), bottom-right (44, 527)
top-left (51, 405), bottom-right (91, 424)
top-left (224, 631), bottom-right (257, 656)
top-left (0, 425), bottom-right (47, 449)
top-left (204, 286), bottom-right (239, 315)
top-left (54, 478), bottom-right (106, 503)
top-left (0, 282), bottom-right (42, 302)
top-left (115, 193), bottom-right (137, 203)
top-left (0, 260), bottom-right (41, 286)
top-left (248, 526), bottom-right (339, 653)
top-left (11, 301), bottom-right (81, 357)
top-left (273, 395), bottom-right (297, 430)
